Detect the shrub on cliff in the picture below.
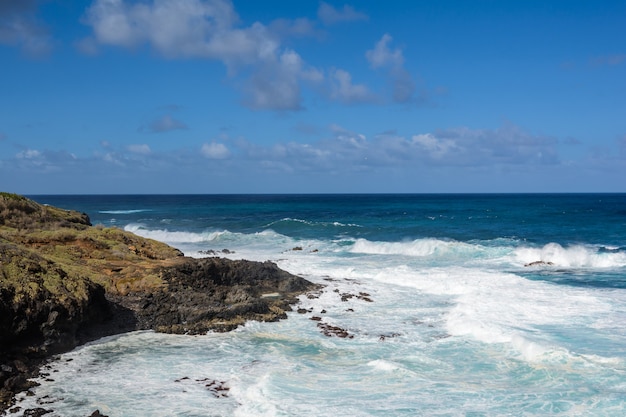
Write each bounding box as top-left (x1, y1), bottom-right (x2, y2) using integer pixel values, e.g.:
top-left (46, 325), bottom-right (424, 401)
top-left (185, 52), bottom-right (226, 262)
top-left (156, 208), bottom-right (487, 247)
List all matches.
top-left (0, 192), bottom-right (91, 230)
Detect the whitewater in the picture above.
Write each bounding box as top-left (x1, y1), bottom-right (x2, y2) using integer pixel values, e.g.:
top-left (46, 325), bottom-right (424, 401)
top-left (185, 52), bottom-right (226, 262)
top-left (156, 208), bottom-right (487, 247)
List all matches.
top-left (14, 194), bottom-right (626, 416)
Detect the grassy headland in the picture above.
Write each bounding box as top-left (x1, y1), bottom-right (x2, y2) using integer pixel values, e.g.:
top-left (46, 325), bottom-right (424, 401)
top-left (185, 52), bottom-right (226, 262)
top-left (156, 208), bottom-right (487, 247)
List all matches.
top-left (0, 193), bottom-right (316, 413)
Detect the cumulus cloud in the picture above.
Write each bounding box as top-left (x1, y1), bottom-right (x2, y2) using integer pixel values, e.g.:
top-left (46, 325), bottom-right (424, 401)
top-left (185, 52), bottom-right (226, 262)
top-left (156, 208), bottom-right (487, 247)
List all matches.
top-left (295, 122), bottom-right (559, 170)
top-left (330, 124), bottom-right (366, 148)
top-left (243, 49), bottom-right (320, 111)
top-left (201, 141), bottom-right (230, 159)
top-left (7, 121), bottom-right (624, 193)
top-left (317, 2), bottom-right (368, 25)
top-left (0, 0), bottom-right (53, 56)
top-left (81, 0), bottom-right (324, 111)
top-left (366, 34), bottom-right (420, 104)
top-left (232, 122), bottom-right (562, 177)
top-left (82, 0), bottom-right (235, 58)
top-left (12, 148), bottom-right (80, 173)
top-left (329, 69), bottom-right (375, 104)
top-left (411, 133), bottom-right (457, 159)
top-left (144, 114), bottom-right (188, 133)
top-left (407, 124), bottom-right (559, 166)
top-left (16, 148), bottom-right (42, 160)
top-left (366, 34), bottom-right (403, 69)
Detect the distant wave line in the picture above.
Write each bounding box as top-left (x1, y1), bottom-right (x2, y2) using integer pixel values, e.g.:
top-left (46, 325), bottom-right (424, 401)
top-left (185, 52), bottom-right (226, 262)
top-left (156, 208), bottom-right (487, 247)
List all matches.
top-left (99, 209), bottom-right (152, 214)
top-left (264, 217), bottom-right (363, 228)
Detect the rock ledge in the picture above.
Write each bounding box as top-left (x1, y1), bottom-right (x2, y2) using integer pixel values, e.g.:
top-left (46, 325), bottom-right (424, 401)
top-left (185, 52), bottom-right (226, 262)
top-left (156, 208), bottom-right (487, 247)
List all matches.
top-left (0, 193), bottom-right (318, 412)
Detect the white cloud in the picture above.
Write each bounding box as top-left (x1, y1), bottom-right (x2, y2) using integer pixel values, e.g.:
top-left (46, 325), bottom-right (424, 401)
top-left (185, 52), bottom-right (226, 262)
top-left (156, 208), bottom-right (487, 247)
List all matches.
top-left (411, 133), bottom-right (457, 159)
top-left (83, 0), bottom-right (239, 55)
top-left (11, 149), bottom-right (80, 173)
top-left (366, 34), bottom-right (403, 68)
top-left (201, 141), bottom-right (230, 159)
top-left (243, 48), bottom-right (323, 110)
top-left (16, 149), bottom-right (42, 159)
top-left (317, 2), bottom-right (368, 25)
top-left (82, 0), bottom-right (325, 111)
top-left (243, 49), bottom-right (305, 110)
top-left (330, 124), bottom-right (366, 148)
top-left (329, 69), bottom-right (375, 104)
top-left (102, 152), bottom-right (125, 166)
top-left (6, 122), bottom-right (624, 193)
top-left (366, 34), bottom-right (419, 104)
top-left (127, 144), bottom-right (151, 155)
top-left (406, 124), bottom-right (559, 166)
top-left (82, 0), bottom-right (274, 65)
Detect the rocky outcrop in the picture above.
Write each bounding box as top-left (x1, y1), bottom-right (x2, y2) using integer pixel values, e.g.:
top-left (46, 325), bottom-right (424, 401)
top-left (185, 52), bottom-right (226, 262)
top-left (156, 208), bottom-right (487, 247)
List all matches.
top-left (0, 240), bottom-right (112, 410)
top-left (135, 257), bottom-right (317, 333)
top-left (0, 193), bottom-right (317, 412)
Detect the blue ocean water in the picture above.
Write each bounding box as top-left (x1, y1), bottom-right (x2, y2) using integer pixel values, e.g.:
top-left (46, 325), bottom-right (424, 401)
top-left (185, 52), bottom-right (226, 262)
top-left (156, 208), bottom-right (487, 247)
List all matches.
top-left (17, 194), bottom-right (626, 416)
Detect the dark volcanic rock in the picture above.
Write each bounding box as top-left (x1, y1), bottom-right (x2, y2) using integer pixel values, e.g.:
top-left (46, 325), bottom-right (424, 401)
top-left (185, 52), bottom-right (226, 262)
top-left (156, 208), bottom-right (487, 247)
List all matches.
top-left (0, 243), bottom-right (111, 411)
top-left (135, 257), bottom-right (319, 334)
top-left (22, 408), bottom-right (52, 416)
top-left (317, 322), bottom-right (353, 338)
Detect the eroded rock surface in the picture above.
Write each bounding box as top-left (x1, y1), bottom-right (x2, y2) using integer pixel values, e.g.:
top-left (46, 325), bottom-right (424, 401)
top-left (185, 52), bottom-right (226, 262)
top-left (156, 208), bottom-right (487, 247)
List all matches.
top-left (0, 193), bottom-right (317, 412)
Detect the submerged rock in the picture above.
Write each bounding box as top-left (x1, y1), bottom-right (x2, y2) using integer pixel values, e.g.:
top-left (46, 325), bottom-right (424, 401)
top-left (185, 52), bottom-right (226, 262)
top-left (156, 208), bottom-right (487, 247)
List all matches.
top-left (524, 260), bottom-right (555, 267)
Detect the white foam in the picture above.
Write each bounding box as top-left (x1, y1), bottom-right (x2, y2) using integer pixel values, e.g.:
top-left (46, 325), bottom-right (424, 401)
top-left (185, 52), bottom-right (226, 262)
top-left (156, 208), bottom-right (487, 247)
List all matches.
top-left (367, 359), bottom-right (401, 372)
top-left (366, 265), bottom-right (618, 356)
top-left (351, 238), bottom-right (464, 257)
top-left (99, 209), bottom-right (151, 214)
top-left (509, 334), bottom-right (551, 361)
top-left (514, 242), bottom-right (626, 268)
top-left (264, 217), bottom-right (362, 229)
top-left (231, 373), bottom-right (278, 417)
top-left (124, 224), bottom-right (227, 243)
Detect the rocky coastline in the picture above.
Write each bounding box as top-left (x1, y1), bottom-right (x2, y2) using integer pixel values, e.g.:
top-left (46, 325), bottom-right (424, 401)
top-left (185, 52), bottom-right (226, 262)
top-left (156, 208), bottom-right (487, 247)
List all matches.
top-left (0, 193), bottom-right (319, 414)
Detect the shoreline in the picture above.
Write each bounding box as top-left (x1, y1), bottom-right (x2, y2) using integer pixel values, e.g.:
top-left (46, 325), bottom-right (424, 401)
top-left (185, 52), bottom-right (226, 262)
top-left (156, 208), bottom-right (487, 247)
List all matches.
top-left (0, 193), bottom-right (319, 414)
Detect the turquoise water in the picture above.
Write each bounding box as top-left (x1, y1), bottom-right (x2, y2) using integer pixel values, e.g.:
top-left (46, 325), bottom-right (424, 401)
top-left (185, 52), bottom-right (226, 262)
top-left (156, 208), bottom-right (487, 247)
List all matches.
top-left (17, 194), bottom-right (626, 416)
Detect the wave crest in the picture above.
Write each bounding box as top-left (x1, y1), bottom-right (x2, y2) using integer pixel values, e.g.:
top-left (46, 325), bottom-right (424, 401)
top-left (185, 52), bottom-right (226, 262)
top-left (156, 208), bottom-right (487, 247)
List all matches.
top-left (515, 243), bottom-right (626, 268)
top-left (264, 217), bottom-right (362, 228)
top-left (124, 224), bottom-right (225, 243)
top-left (99, 209), bottom-right (152, 214)
top-left (349, 238), bottom-right (495, 260)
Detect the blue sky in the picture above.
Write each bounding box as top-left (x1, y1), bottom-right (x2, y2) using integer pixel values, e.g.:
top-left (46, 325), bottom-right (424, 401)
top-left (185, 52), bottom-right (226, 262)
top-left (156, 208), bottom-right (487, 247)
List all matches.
top-left (1, 0), bottom-right (625, 194)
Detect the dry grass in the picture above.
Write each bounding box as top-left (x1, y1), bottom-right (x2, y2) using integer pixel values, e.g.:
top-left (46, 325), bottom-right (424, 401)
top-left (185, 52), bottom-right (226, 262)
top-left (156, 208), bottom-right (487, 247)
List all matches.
top-left (1, 193), bottom-right (184, 298)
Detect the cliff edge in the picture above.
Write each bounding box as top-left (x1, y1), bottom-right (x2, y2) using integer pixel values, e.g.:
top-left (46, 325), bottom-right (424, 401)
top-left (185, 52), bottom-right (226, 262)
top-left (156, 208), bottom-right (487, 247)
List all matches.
top-left (0, 193), bottom-right (318, 412)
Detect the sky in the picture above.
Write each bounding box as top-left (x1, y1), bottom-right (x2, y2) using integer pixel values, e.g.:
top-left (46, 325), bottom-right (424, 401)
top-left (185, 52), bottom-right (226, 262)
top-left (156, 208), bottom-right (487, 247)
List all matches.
top-left (1, 0), bottom-right (625, 194)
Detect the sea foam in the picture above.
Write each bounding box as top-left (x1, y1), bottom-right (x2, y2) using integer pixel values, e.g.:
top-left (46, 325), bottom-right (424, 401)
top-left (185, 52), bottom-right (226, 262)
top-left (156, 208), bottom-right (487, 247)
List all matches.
top-left (515, 242), bottom-right (626, 268)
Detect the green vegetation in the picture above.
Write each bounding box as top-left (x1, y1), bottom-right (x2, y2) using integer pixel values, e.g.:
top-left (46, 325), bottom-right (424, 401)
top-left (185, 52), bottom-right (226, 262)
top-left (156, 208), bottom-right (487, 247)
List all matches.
top-left (0, 192), bottom-right (91, 230)
top-left (0, 193), bottom-right (185, 410)
top-left (0, 193), bottom-right (183, 298)
top-left (0, 192), bottom-right (28, 201)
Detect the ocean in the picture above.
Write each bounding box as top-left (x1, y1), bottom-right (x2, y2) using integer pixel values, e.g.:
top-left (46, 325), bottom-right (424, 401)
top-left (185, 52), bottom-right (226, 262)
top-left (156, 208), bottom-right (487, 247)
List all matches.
top-left (14, 194), bottom-right (626, 416)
